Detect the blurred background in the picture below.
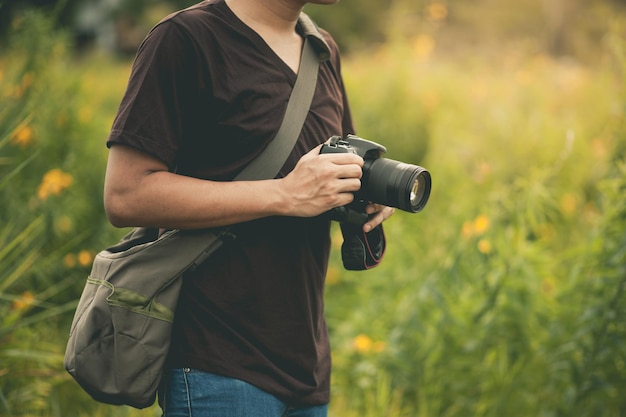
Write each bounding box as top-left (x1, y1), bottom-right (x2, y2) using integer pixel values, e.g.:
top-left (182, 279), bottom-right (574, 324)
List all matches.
top-left (1, 0), bottom-right (625, 416)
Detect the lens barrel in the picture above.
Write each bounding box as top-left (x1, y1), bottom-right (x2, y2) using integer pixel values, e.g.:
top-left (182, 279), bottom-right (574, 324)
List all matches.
top-left (363, 158), bottom-right (431, 213)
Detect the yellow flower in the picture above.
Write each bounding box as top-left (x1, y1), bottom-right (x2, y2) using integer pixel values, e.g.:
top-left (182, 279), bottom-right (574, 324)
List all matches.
top-left (12, 125), bottom-right (33, 147)
top-left (79, 107), bottom-right (93, 123)
top-left (21, 72), bottom-right (34, 91)
top-left (426, 3), bottom-right (448, 21)
top-left (413, 34), bottom-right (435, 61)
top-left (353, 334), bottom-right (373, 354)
top-left (461, 221), bottom-right (474, 239)
top-left (64, 253), bottom-right (77, 268)
top-left (12, 291), bottom-right (35, 311)
top-left (373, 341), bottom-right (386, 353)
top-left (462, 214), bottom-right (491, 239)
top-left (474, 162), bottom-right (491, 183)
top-left (560, 193), bottom-right (578, 216)
top-left (473, 215), bottom-right (490, 234)
top-left (55, 216), bottom-right (73, 233)
top-left (477, 239), bottom-right (492, 254)
top-left (37, 169), bottom-right (73, 200)
top-left (591, 137), bottom-right (609, 160)
top-left (515, 69), bottom-right (533, 86)
top-left (470, 81), bottom-right (488, 102)
top-left (77, 250), bottom-right (93, 267)
top-left (421, 90), bottom-right (440, 111)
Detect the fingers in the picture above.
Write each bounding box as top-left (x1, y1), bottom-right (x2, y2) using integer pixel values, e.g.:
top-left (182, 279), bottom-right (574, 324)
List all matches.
top-left (314, 152), bottom-right (363, 194)
top-left (308, 148), bottom-right (364, 191)
top-left (318, 151), bottom-right (364, 168)
top-left (363, 204), bottom-right (395, 233)
top-left (280, 148), bottom-right (365, 217)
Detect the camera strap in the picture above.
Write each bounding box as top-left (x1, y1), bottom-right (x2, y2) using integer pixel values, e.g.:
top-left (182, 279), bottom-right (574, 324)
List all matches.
top-left (233, 13), bottom-right (325, 181)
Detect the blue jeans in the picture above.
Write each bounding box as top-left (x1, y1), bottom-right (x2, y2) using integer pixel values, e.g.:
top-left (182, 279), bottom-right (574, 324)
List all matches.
top-left (160, 368), bottom-right (328, 417)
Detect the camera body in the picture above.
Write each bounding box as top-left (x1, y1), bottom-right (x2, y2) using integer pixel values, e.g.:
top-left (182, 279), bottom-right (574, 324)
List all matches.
top-left (320, 134), bottom-right (431, 225)
top-left (320, 134), bottom-right (387, 159)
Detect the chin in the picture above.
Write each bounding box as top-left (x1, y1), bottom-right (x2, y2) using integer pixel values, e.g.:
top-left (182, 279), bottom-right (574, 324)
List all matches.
top-left (305, 0), bottom-right (340, 5)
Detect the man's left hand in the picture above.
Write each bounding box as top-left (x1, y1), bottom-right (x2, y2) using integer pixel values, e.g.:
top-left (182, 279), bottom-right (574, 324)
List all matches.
top-left (363, 204), bottom-right (395, 233)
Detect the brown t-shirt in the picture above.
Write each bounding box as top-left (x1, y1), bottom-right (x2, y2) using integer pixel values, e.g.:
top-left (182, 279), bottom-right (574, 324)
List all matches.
top-left (106, 0), bottom-right (354, 406)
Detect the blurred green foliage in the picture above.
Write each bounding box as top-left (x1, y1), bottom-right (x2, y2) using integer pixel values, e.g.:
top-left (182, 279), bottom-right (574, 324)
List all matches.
top-left (2, 0), bottom-right (625, 59)
top-left (0, 2), bottom-right (625, 417)
top-left (325, 19), bottom-right (626, 416)
top-left (0, 10), bottom-right (126, 416)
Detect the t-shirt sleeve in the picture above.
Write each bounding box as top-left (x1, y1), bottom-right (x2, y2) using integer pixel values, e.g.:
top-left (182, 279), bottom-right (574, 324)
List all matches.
top-left (106, 21), bottom-right (196, 168)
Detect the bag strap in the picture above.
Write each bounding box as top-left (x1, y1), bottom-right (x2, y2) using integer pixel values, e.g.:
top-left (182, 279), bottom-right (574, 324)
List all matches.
top-left (233, 14), bottom-right (324, 181)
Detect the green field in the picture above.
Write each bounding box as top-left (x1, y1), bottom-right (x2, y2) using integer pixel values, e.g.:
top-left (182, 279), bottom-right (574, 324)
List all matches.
top-left (1, 7), bottom-right (625, 417)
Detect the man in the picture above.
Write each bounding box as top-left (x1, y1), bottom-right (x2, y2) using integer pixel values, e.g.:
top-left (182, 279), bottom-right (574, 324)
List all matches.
top-left (103, 0), bottom-right (394, 415)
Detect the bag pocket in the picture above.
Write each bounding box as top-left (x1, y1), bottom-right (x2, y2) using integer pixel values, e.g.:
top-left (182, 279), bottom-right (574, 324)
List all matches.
top-left (67, 282), bottom-right (165, 406)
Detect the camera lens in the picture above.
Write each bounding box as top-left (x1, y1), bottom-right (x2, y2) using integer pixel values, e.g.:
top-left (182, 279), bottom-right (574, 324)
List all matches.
top-left (407, 169), bottom-right (431, 212)
top-left (363, 158), bottom-right (431, 213)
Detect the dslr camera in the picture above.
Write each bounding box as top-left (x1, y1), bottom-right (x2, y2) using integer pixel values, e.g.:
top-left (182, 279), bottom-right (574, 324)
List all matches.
top-left (320, 134), bottom-right (432, 225)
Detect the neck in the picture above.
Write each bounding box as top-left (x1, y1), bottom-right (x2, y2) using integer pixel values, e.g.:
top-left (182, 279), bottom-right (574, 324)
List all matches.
top-left (225, 0), bottom-right (306, 73)
top-left (225, 0), bottom-right (305, 35)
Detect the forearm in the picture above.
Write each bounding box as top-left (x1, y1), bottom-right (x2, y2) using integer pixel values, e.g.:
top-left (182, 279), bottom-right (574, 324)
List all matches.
top-left (104, 170), bottom-right (289, 230)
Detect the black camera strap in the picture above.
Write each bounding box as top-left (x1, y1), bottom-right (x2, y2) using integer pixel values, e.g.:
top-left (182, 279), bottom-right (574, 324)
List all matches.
top-left (233, 13), bottom-right (325, 181)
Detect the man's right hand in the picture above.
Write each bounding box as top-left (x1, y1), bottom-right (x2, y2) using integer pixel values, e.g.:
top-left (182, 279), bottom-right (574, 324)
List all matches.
top-left (276, 144), bottom-right (364, 218)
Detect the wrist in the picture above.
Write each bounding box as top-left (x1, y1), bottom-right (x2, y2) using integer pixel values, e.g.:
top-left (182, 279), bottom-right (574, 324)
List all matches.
top-left (269, 177), bottom-right (294, 217)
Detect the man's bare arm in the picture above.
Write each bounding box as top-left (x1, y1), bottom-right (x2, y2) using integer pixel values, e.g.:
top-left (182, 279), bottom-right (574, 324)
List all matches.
top-left (103, 144), bottom-right (364, 230)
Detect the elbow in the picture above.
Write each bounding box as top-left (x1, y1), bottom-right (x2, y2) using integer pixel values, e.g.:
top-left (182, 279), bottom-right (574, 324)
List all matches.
top-left (103, 144), bottom-right (166, 228)
top-left (104, 191), bottom-right (136, 228)
top-left (106, 212), bottom-right (130, 229)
